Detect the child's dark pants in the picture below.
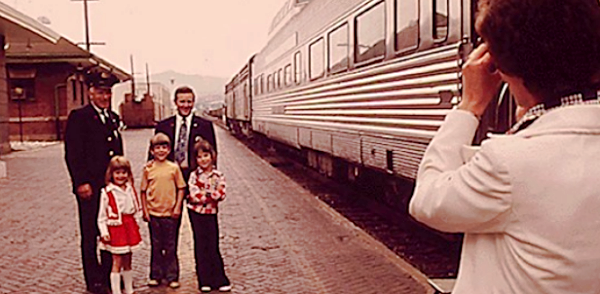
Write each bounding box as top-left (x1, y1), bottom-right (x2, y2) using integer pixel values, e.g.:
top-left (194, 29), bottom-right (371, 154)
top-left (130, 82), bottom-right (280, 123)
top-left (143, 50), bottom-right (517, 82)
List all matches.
top-left (148, 216), bottom-right (181, 282)
top-left (188, 210), bottom-right (230, 288)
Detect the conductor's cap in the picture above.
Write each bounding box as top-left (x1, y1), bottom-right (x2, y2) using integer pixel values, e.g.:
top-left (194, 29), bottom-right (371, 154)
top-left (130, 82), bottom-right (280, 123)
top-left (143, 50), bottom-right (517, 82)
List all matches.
top-left (85, 70), bottom-right (119, 89)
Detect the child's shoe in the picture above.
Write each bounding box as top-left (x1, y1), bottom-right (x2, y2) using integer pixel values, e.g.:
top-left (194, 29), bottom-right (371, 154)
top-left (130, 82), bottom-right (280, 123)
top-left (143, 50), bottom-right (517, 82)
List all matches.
top-left (219, 284), bottom-right (232, 292)
top-left (169, 281), bottom-right (180, 289)
top-left (147, 279), bottom-right (160, 287)
top-left (200, 286), bottom-right (212, 292)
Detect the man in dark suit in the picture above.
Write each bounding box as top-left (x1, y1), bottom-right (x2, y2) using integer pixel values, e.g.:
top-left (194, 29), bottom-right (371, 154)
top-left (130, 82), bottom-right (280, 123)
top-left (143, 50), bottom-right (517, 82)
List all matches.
top-left (149, 86), bottom-right (216, 287)
top-left (154, 86), bottom-right (217, 181)
top-left (64, 70), bottom-right (123, 294)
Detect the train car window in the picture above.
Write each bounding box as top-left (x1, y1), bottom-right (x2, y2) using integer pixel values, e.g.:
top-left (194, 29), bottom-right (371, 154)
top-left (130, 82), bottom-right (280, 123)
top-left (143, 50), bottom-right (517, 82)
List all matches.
top-left (395, 0), bottom-right (419, 52)
top-left (355, 1), bottom-right (386, 64)
top-left (294, 51), bottom-right (302, 84)
top-left (309, 38), bottom-right (325, 80)
top-left (254, 78), bottom-right (259, 96)
top-left (259, 74), bottom-right (264, 94)
top-left (284, 64), bottom-right (292, 87)
top-left (328, 23), bottom-right (349, 74)
top-left (433, 0), bottom-right (448, 41)
top-left (267, 74), bottom-right (273, 92)
top-left (277, 69), bottom-right (283, 89)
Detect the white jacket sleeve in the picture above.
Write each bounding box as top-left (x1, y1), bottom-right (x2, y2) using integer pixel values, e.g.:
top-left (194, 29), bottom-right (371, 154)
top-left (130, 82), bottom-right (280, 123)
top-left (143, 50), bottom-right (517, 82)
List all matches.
top-left (409, 110), bottom-right (513, 233)
top-left (97, 188), bottom-right (110, 237)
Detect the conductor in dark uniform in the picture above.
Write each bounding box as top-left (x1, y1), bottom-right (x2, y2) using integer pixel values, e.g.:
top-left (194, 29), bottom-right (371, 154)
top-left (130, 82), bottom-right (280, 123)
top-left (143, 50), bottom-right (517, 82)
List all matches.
top-left (154, 86), bottom-right (217, 181)
top-left (64, 70), bottom-right (123, 294)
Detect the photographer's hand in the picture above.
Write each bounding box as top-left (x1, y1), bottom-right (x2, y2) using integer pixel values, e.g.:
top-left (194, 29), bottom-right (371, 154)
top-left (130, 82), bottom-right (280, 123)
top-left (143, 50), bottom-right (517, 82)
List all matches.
top-left (459, 43), bottom-right (502, 117)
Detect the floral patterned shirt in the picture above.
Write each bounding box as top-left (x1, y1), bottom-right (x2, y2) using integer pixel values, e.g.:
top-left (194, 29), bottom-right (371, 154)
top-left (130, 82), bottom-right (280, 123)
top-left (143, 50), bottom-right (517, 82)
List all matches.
top-left (186, 168), bottom-right (226, 214)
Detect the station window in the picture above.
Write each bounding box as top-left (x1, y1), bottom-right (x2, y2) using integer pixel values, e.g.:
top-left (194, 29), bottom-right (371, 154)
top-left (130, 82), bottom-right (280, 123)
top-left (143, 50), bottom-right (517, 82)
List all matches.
top-left (8, 68), bottom-right (36, 101)
top-left (71, 79), bottom-right (78, 101)
top-left (284, 64), bottom-right (292, 87)
top-left (355, 1), bottom-right (386, 64)
top-left (309, 38), bottom-right (325, 80)
top-left (395, 0), bottom-right (419, 52)
top-left (328, 23), bottom-right (349, 74)
top-left (433, 0), bottom-right (448, 41)
top-left (80, 80), bottom-right (86, 104)
top-left (294, 51), bottom-right (302, 84)
top-left (278, 68), bottom-right (283, 89)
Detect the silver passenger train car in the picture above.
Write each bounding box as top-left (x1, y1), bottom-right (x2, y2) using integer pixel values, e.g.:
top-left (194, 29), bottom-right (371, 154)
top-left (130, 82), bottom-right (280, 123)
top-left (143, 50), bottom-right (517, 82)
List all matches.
top-left (225, 0), bottom-right (514, 208)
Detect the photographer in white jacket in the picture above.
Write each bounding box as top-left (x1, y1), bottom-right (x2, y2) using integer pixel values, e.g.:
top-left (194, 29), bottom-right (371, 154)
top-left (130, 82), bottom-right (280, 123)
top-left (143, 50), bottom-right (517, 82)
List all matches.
top-left (409, 0), bottom-right (600, 293)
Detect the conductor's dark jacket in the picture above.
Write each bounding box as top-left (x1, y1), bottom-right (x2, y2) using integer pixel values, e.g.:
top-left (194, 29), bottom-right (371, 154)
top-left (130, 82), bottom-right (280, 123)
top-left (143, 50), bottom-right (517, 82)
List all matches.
top-left (153, 115), bottom-right (216, 180)
top-left (65, 104), bottom-right (124, 193)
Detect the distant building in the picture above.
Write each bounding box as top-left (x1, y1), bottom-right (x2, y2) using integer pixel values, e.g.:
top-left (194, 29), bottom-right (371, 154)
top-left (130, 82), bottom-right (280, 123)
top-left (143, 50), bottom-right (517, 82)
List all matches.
top-left (115, 81), bottom-right (172, 128)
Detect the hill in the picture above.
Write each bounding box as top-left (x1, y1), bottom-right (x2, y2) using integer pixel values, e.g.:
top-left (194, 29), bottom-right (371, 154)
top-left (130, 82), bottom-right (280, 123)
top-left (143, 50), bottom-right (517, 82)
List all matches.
top-left (150, 70), bottom-right (229, 108)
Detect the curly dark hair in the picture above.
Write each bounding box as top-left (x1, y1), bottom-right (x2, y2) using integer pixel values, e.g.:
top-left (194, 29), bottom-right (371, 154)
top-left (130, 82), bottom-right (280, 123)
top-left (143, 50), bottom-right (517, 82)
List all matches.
top-left (476, 0), bottom-right (600, 101)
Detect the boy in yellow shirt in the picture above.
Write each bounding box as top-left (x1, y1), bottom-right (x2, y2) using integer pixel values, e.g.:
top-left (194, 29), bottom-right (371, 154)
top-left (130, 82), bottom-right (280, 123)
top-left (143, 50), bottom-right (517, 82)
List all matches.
top-left (140, 133), bottom-right (186, 288)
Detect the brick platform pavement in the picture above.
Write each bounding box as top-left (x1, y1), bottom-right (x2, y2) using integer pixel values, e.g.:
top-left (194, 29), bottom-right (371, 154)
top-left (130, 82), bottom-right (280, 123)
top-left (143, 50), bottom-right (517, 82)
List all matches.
top-left (0, 128), bottom-right (432, 294)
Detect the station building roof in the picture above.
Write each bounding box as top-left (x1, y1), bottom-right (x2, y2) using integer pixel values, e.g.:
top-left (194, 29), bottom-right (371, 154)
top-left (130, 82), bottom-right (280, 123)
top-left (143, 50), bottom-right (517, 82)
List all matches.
top-left (0, 1), bottom-right (60, 46)
top-left (0, 1), bottom-right (131, 82)
top-left (6, 37), bottom-right (131, 82)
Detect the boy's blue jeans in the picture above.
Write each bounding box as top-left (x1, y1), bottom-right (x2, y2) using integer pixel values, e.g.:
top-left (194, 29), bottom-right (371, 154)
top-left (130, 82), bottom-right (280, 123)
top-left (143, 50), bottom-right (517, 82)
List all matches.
top-left (148, 215), bottom-right (181, 282)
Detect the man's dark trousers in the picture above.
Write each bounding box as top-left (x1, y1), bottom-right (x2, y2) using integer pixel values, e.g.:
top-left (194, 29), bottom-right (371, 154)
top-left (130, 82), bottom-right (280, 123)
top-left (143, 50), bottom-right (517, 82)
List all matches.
top-left (76, 190), bottom-right (112, 291)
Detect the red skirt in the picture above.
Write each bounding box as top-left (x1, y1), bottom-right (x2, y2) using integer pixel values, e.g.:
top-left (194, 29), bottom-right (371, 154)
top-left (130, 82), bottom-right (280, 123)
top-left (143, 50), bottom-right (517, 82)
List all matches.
top-left (99, 214), bottom-right (142, 254)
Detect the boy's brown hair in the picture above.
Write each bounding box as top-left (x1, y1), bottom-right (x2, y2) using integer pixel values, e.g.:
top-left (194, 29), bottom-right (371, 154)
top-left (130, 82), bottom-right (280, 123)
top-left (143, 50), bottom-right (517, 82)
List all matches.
top-left (150, 133), bottom-right (171, 149)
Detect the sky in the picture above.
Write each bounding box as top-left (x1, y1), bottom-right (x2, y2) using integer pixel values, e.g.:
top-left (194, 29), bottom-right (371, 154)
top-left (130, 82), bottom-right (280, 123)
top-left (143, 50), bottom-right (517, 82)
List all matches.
top-left (8, 0), bottom-right (286, 78)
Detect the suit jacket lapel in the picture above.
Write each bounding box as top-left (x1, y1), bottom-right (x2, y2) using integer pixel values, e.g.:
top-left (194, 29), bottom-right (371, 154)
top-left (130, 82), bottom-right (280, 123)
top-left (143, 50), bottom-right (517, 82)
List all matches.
top-left (168, 116), bottom-right (177, 142)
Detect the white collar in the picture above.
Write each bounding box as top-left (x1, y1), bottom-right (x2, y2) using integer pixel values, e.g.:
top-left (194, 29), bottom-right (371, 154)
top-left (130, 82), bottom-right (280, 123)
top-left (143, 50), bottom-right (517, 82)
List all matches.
top-left (106, 182), bottom-right (131, 193)
top-left (91, 102), bottom-right (107, 115)
top-left (177, 113), bottom-right (193, 125)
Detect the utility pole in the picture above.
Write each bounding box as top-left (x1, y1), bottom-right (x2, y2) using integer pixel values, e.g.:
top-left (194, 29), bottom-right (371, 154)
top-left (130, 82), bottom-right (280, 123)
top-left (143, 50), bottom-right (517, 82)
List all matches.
top-left (146, 63), bottom-right (151, 96)
top-left (71, 0), bottom-right (101, 51)
top-left (130, 54), bottom-right (136, 100)
top-left (83, 0), bottom-right (90, 51)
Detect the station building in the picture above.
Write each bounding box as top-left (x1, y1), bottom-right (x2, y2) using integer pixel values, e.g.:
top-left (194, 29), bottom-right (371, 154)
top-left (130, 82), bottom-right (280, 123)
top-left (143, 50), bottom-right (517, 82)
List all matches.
top-left (6, 37), bottom-right (130, 142)
top-left (0, 2), bottom-right (60, 154)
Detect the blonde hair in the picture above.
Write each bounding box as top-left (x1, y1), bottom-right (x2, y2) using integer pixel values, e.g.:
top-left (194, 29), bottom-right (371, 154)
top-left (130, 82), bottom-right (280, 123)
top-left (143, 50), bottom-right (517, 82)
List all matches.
top-left (105, 156), bottom-right (134, 185)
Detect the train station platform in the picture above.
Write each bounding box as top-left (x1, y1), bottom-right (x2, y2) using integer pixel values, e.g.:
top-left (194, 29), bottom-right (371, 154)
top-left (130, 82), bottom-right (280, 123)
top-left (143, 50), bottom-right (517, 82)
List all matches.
top-left (0, 128), bottom-right (432, 294)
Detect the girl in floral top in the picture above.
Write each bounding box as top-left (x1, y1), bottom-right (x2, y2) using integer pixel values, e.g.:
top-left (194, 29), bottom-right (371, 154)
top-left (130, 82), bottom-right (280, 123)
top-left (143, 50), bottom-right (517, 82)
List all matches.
top-left (187, 139), bottom-right (231, 293)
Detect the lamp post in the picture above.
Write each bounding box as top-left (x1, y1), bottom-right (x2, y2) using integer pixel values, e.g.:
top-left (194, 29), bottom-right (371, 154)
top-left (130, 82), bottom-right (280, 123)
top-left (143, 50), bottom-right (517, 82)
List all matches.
top-left (14, 87), bottom-right (24, 142)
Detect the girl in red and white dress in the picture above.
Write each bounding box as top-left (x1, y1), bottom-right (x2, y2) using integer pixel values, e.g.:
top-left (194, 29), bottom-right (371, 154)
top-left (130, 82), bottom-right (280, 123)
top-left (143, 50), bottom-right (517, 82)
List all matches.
top-left (98, 156), bottom-right (142, 294)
